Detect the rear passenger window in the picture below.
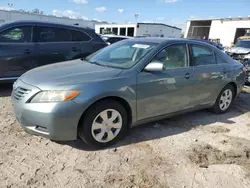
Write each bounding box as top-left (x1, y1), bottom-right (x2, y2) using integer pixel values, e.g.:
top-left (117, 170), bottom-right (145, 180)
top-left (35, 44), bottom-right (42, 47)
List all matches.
top-left (71, 30), bottom-right (91, 41)
top-left (215, 53), bottom-right (227, 64)
top-left (35, 26), bottom-right (72, 42)
top-left (191, 45), bottom-right (216, 66)
top-left (0, 26), bottom-right (32, 43)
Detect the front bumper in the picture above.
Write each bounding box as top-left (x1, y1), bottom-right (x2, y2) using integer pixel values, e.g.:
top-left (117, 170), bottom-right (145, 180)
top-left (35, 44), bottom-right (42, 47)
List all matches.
top-left (11, 79), bottom-right (85, 141)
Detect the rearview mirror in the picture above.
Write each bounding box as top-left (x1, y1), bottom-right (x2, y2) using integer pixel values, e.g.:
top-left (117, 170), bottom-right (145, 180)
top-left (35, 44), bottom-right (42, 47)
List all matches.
top-left (144, 62), bottom-right (163, 72)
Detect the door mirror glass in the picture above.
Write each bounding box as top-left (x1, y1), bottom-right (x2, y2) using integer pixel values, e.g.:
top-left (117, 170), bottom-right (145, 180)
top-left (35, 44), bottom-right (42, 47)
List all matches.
top-left (144, 62), bottom-right (163, 72)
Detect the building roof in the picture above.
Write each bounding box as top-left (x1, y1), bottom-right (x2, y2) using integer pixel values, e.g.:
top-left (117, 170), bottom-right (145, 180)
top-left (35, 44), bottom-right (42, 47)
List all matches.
top-left (95, 22), bottom-right (181, 31)
top-left (138, 22), bottom-right (182, 30)
top-left (188, 16), bottom-right (250, 22)
top-left (0, 9), bottom-right (94, 22)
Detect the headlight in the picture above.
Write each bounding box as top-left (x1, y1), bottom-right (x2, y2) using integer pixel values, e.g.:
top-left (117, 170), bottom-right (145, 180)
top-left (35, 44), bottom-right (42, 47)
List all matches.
top-left (30, 90), bottom-right (80, 103)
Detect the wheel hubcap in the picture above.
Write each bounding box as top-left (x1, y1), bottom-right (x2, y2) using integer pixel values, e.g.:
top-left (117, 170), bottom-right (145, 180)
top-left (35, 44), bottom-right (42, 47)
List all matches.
top-left (91, 109), bottom-right (122, 143)
top-left (219, 89), bottom-right (233, 111)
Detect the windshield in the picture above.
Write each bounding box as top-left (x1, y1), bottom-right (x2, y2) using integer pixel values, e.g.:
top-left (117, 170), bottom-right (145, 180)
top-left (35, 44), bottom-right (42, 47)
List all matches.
top-left (235, 40), bottom-right (250, 48)
top-left (85, 40), bottom-right (157, 69)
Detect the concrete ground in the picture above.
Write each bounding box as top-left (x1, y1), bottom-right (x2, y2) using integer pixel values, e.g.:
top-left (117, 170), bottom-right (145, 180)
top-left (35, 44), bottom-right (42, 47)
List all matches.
top-left (0, 84), bottom-right (250, 188)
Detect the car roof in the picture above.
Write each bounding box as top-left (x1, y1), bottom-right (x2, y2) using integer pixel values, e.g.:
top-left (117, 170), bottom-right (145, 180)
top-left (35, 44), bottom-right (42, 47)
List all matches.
top-left (126, 37), bottom-right (211, 44)
top-left (0, 20), bottom-right (93, 30)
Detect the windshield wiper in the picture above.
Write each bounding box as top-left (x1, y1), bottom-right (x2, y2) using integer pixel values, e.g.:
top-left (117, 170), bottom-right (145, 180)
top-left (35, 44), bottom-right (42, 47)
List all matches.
top-left (89, 61), bottom-right (107, 67)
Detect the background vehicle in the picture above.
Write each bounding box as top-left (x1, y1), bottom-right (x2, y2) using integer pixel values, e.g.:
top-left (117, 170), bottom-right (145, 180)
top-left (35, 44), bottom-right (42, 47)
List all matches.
top-left (101, 34), bottom-right (132, 44)
top-left (235, 35), bottom-right (250, 44)
top-left (12, 38), bottom-right (246, 148)
top-left (0, 20), bottom-right (107, 82)
top-left (226, 39), bottom-right (250, 83)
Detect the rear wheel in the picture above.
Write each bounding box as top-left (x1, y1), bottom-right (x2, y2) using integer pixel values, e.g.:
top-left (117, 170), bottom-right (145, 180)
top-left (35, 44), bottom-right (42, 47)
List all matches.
top-left (211, 84), bottom-right (235, 114)
top-left (78, 100), bottom-right (128, 148)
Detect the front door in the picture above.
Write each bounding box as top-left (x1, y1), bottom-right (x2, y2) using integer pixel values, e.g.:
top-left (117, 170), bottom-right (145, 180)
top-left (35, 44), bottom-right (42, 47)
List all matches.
top-left (0, 26), bottom-right (36, 78)
top-left (136, 43), bottom-right (194, 121)
top-left (189, 43), bottom-right (226, 106)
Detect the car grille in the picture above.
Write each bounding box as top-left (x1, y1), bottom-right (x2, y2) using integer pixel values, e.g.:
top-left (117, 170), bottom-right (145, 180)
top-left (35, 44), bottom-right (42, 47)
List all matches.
top-left (13, 87), bottom-right (31, 101)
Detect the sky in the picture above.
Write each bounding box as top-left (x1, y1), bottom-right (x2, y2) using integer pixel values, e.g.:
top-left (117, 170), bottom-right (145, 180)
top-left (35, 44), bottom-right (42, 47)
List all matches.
top-left (0, 0), bottom-right (250, 30)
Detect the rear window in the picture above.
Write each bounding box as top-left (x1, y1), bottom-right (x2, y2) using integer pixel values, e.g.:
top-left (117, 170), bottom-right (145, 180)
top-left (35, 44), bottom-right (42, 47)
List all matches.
top-left (235, 40), bottom-right (250, 48)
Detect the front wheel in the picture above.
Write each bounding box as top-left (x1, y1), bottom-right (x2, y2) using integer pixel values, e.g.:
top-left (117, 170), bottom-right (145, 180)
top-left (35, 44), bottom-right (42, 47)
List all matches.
top-left (78, 100), bottom-right (128, 148)
top-left (211, 84), bottom-right (235, 114)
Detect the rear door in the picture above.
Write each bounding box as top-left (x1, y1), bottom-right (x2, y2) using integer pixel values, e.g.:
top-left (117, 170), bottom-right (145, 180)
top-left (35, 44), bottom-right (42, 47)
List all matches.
top-left (0, 25), bottom-right (36, 78)
top-left (33, 25), bottom-right (80, 66)
top-left (189, 43), bottom-right (227, 106)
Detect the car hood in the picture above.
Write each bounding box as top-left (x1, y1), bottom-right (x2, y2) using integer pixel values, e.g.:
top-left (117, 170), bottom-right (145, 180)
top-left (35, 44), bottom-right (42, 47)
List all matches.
top-left (20, 59), bottom-right (123, 88)
top-left (231, 47), bottom-right (250, 54)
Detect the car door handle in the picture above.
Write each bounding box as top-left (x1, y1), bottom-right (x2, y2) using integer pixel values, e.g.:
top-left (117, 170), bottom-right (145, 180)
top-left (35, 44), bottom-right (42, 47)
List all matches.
top-left (23, 49), bottom-right (31, 54)
top-left (72, 47), bottom-right (77, 52)
top-left (222, 68), bottom-right (227, 74)
top-left (184, 73), bottom-right (190, 79)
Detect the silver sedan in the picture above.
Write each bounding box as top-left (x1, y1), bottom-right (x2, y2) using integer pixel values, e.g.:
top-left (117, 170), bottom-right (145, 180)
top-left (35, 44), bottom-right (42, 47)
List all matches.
top-left (12, 38), bottom-right (246, 148)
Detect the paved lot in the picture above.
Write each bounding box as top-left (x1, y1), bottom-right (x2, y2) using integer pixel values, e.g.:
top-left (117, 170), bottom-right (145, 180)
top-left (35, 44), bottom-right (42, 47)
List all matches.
top-left (0, 84), bottom-right (250, 188)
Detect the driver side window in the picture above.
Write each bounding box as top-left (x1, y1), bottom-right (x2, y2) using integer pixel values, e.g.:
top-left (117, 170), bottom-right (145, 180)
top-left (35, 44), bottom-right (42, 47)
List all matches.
top-left (151, 44), bottom-right (187, 70)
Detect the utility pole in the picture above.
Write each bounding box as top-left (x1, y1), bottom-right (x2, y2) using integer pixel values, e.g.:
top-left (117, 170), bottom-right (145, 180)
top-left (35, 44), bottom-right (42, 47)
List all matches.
top-left (134, 13), bottom-right (139, 23)
top-left (7, 3), bottom-right (13, 21)
top-left (8, 3), bottom-right (13, 11)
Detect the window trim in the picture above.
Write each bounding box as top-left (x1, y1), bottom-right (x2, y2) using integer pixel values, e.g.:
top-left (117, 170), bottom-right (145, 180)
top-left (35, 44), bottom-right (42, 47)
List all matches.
top-left (141, 42), bottom-right (190, 72)
top-left (0, 25), bottom-right (34, 43)
top-left (188, 43), bottom-right (217, 67)
top-left (33, 25), bottom-right (92, 43)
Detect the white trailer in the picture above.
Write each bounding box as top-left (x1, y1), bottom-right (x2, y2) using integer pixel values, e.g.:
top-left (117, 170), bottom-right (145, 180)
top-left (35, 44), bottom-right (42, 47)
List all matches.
top-left (95, 23), bottom-right (182, 38)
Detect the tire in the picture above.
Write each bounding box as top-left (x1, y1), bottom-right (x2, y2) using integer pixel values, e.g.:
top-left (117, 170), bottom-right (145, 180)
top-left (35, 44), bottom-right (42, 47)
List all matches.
top-left (211, 84), bottom-right (235, 114)
top-left (78, 99), bottom-right (128, 148)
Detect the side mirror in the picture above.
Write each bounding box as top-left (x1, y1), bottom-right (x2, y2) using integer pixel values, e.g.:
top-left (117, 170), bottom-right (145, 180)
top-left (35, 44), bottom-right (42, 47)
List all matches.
top-left (144, 62), bottom-right (163, 72)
